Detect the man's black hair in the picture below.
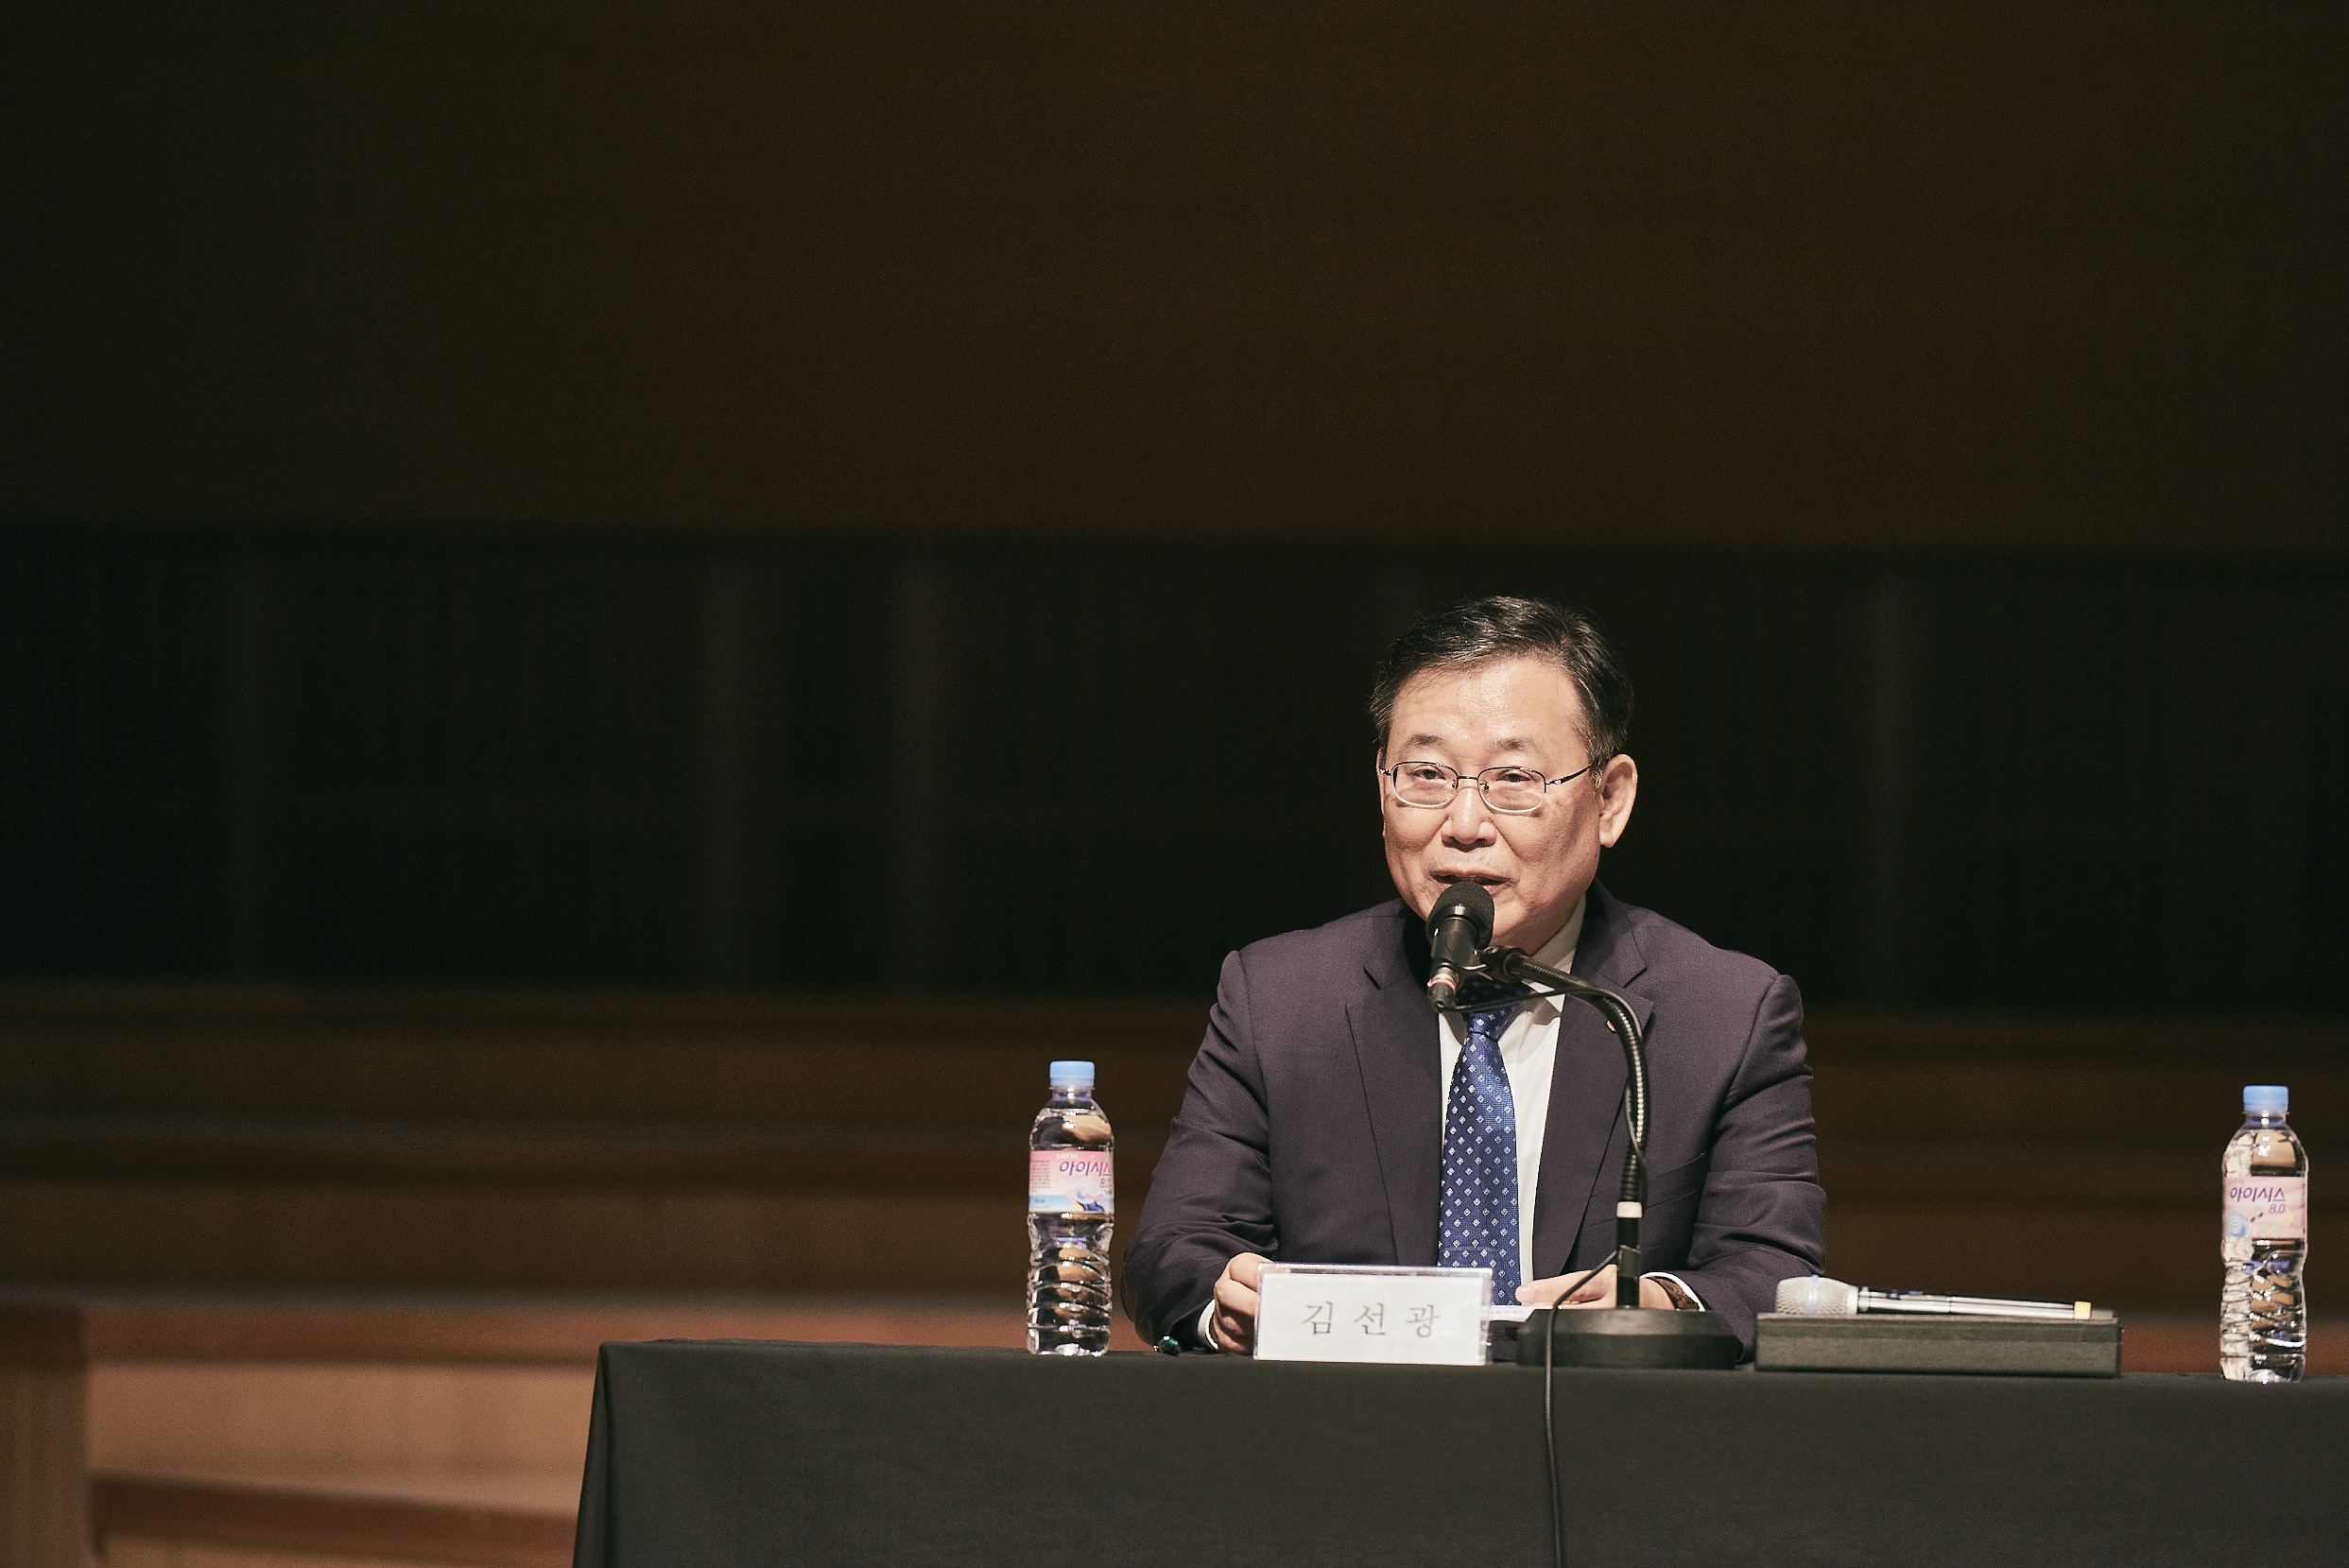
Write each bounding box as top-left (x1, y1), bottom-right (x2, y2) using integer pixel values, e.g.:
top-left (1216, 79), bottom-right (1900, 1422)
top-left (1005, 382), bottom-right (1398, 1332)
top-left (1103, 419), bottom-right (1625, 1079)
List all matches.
top-left (1369, 594), bottom-right (1632, 763)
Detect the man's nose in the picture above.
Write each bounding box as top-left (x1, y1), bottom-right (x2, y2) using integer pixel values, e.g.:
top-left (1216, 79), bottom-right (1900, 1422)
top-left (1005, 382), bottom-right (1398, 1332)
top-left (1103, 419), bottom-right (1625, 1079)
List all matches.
top-left (1441, 783), bottom-right (1496, 845)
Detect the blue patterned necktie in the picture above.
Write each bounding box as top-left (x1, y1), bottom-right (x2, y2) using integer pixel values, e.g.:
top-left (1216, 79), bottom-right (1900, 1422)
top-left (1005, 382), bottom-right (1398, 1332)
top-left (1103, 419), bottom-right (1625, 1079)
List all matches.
top-left (1439, 982), bottom-right (1533, 1305)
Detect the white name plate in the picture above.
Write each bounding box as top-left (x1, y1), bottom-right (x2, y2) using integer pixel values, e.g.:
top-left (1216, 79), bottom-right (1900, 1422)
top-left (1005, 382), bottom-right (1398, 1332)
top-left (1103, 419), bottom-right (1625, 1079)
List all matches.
top-left (1253, 1264), bottom-right (1494, 1367)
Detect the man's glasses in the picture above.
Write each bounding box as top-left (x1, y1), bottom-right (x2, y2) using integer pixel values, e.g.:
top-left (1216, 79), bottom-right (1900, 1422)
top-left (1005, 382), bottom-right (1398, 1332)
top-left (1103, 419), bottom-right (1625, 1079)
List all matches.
top-left (1377, 760), bottom-right (1598, 815)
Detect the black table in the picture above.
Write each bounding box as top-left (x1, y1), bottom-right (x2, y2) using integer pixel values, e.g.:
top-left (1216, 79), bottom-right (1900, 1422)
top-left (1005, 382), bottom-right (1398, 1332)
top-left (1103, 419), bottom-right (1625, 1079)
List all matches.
top-left (573, 1341), bottom-right (2346, 1568)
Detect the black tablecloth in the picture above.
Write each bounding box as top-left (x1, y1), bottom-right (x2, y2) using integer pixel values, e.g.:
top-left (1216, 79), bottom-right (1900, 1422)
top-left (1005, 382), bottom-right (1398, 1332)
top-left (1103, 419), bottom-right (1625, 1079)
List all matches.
top-left (573, 1341), bottom-right (2346, 1568)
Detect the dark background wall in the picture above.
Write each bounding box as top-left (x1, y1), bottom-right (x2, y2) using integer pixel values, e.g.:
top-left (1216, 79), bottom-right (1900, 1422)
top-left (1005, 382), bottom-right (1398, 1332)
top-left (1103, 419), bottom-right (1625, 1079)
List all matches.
top-left (3, 3), bottom-right (2342, 551)
top-left (4, 2), bottom-right (2345, 1010)
top-left (6, 535), bottom-right (2345, 1011)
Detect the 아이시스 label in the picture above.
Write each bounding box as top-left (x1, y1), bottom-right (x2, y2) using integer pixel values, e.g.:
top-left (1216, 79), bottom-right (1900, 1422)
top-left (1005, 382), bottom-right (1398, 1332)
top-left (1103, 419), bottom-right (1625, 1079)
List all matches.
top-left (1029, 1149), bottom-right (1114, 1215)
top-left (2223, 1176), bottom-right (2306, 1241)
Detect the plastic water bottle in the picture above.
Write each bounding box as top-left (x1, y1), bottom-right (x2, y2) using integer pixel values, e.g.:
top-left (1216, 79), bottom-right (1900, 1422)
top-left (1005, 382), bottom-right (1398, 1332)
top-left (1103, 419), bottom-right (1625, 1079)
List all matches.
top-left (1028, 1060), bottom-right (1114, 1355)
top-left (2221, 1084), bottom-right (2307, 1383)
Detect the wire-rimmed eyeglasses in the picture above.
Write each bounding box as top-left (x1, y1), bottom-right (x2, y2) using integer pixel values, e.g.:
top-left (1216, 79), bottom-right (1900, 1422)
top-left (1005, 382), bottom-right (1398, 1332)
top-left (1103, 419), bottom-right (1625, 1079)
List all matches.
top-left (1377, 759), bottom-right (1598, 815)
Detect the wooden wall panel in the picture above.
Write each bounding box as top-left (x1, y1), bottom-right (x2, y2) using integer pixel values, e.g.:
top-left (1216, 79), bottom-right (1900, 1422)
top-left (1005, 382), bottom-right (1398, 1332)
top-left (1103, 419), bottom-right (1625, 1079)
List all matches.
top-left (2, 1362), bottom-right (91, 1568)
top-left (0, 1185), bottom-right (1028, 1296)
top-left (103, 1541), bottom-right (456, 1568)
top-left (3, 986), bottom-right (2340, 1307)
top-left (88, 1366), bottom-right (594, 1475)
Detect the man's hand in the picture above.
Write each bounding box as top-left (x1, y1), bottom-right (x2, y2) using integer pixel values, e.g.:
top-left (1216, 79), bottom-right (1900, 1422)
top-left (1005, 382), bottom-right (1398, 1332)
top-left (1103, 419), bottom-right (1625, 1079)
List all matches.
top-left (1209, 1252), bottom-right (1269, 1353)
top-left (1516, 1265), bottom-right (1674, 1311)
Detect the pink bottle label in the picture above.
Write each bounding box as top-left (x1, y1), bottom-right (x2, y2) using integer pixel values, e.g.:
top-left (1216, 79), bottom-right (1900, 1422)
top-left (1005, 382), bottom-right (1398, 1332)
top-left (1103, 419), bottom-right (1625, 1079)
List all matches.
top-left (2223, 1176), bottom-right (2306, 1241)
top-left (1029, 1149), bottom-right (1114, 1215)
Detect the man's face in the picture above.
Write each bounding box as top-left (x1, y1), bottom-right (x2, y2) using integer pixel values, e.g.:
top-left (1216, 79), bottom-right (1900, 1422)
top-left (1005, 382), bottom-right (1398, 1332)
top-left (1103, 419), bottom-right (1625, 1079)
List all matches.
top-left (1378, 655), bottom-right (1638, 953)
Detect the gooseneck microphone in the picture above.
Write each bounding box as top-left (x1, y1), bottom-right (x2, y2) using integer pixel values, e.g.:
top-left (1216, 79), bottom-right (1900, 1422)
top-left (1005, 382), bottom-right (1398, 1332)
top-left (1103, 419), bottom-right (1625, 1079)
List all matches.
top-left (1424, 883), bottom-right (1494, 1008)
top-left (1478, 943), bottom-right (1651, 1307)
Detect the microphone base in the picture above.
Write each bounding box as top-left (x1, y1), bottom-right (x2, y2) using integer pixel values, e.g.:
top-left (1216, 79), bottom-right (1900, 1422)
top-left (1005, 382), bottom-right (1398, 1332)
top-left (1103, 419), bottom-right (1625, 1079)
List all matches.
top-left (1513, 1308), bottom-right (1741, 1370)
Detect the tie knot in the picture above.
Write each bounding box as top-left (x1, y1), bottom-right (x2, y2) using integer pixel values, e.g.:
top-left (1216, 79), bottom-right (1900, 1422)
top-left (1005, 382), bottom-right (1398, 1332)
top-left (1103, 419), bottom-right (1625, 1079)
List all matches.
top-left (1459, 979), bottom-right (1533, 1041)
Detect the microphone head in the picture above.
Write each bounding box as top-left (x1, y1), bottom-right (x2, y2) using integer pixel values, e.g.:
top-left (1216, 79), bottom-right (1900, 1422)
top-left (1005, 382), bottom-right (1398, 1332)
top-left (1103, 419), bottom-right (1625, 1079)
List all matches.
top-left (1774, 1276), bottom-right (1860, 1316)
top-left (1425, 881), bottom-right (1494, 946)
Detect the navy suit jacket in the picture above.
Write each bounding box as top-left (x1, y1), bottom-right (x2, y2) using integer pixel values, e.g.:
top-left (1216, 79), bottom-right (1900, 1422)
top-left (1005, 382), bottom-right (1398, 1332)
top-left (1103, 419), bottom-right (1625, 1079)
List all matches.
top-left (1124, 884), bottom-right (1825, 1352)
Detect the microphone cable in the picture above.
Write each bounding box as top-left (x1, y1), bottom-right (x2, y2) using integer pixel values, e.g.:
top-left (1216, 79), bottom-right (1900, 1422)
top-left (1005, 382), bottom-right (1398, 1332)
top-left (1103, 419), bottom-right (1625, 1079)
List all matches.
top-left (1537, 1264), bottom-right (1607, 1568)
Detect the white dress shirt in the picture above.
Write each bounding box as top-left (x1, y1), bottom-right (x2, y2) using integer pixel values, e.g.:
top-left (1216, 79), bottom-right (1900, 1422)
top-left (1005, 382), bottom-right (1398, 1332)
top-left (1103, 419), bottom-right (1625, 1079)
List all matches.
top-left (1196, 892), bottom-right (1699, 1350)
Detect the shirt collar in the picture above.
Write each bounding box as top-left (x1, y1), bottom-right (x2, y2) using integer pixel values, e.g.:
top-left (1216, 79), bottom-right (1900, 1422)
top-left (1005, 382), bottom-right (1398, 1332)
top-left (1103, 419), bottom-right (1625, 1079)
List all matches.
top-left (1529, 892), bottom-right (1585, 975)
top-left (1519, 893), bottom-right (1585, 1020)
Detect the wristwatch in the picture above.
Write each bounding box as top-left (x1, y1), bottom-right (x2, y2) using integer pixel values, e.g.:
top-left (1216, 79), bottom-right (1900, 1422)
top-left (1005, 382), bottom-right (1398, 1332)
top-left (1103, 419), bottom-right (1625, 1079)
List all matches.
top-left (1652, 1276), bottom-right (1697, 1311)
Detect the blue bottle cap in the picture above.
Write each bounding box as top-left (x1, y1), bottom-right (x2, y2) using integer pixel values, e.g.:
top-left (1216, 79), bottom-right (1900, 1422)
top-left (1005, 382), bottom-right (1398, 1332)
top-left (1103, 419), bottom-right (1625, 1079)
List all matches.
top-left (2243, 1084), bottom-right (2289, 1113)
top-left (1049, 1060), bottom-right (1096, 1089)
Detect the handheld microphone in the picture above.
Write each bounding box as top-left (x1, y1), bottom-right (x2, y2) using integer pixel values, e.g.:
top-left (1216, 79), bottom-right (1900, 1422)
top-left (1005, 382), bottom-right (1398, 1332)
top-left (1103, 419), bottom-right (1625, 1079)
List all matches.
top-left (1425, 882), bottom-right (1494, 1008)
top-left (1775, 1276), bottom-right (2105, 1321)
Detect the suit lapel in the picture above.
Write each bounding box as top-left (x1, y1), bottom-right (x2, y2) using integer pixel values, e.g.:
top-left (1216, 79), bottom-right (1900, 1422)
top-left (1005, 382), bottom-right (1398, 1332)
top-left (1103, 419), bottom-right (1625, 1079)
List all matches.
top-left (1348, 908), bottom-right (1442, 1266)
top-left (1529, 884), bottom-right (1656, 1279)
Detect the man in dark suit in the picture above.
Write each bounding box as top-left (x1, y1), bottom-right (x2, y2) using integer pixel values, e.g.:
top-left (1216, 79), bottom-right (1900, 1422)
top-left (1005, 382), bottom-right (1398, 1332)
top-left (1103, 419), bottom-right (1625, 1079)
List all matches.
top-left (1126, 596), bottom-right (1824, 1354)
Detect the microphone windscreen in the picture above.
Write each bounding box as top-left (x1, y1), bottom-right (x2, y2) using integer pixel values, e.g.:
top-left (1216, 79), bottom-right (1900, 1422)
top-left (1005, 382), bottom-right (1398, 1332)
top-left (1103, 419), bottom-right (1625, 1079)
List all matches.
top-left (1774, 1276), bottom-right (1860, 1316)
top-left (1427, 881), bottom-right (1494, 946)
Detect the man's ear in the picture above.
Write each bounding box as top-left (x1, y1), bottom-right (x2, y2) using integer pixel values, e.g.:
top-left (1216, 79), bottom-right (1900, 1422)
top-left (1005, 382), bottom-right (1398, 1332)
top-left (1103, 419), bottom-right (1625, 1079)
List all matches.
top-left (1596, 753), bottom-right (1639, 848)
